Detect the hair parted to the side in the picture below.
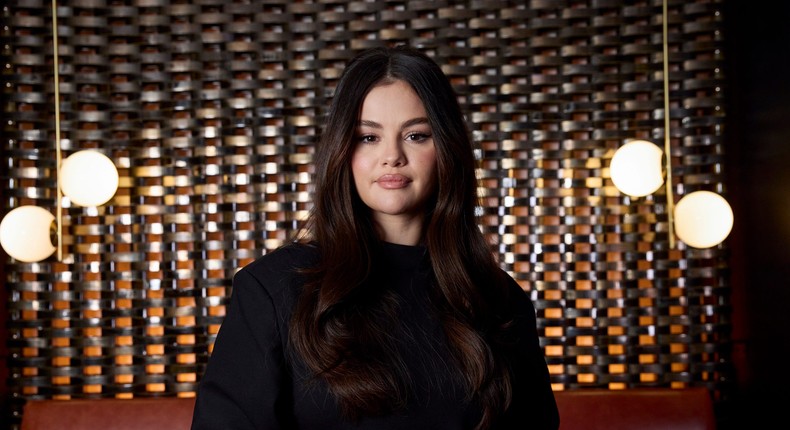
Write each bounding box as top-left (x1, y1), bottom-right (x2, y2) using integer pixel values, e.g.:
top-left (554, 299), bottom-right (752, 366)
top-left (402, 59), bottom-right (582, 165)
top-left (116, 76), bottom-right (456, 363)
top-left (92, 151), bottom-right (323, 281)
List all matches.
top-left (289, 45), bottom-right (514, 430)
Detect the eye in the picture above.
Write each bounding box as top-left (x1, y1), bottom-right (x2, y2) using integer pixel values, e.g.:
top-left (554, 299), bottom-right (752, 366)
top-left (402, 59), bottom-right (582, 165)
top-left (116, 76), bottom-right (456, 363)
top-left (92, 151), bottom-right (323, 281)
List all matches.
top-left (405, 132), bottom-right (431, 142)
top-left (356, 134), bottom-right (378, 144)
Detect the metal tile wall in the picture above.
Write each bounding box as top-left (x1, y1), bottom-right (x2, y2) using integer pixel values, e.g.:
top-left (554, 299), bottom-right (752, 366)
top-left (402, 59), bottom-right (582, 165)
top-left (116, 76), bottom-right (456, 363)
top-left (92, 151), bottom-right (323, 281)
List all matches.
top-left (0, 0), bottom-right (731, 426)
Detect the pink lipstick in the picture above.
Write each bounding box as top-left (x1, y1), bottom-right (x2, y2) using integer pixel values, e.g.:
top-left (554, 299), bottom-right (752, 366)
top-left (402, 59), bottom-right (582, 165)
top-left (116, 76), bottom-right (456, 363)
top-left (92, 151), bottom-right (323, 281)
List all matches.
top-left (376, 174), bottom-right (411, 189)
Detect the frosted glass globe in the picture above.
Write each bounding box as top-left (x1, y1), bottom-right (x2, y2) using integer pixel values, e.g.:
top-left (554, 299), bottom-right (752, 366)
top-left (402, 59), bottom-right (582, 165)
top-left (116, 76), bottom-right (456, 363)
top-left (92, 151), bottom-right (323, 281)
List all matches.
top-left (610, 140), bottom-right (665, 197)
top-left (0, 205), bottom-right (56, 262)
top-left (674, 191), bottom-right (734, 248)
top-left (60, 150), bottom-right (119, 207)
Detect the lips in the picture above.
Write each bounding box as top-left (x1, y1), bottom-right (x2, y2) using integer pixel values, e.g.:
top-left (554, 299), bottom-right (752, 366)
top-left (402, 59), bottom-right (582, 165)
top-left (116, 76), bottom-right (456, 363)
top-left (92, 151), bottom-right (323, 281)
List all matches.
top-left (376, 174), bottom-right (411, 189)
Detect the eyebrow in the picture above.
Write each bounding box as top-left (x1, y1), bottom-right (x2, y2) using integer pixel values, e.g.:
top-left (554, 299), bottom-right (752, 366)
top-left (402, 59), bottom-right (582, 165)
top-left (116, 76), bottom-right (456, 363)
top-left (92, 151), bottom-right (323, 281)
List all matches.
top-left (358, 117), bottom-right (430, 130)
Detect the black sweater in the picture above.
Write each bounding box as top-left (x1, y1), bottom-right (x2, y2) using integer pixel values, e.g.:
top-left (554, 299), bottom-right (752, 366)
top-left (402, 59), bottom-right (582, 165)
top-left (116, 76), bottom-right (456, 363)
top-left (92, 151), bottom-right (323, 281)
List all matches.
top-left (191, 242), bottom-right (559, 429)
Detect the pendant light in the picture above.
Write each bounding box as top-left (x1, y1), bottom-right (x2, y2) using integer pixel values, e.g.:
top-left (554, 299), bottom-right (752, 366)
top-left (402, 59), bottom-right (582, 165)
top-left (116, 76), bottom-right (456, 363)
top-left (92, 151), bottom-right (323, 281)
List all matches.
top-left (0, 0), bottom-right (119, 263)
top-left (609, 0), bottom-right (733, 249)
top-left (609, 139), bottom-right (664, 198)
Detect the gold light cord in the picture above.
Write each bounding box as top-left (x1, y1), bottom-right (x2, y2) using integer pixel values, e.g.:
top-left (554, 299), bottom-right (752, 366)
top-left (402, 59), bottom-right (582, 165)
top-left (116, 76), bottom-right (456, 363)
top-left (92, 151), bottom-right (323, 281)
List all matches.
top-left (52, 0), bottom-right (63, 261)
top-left (662, 0), bottom-right (676, 249)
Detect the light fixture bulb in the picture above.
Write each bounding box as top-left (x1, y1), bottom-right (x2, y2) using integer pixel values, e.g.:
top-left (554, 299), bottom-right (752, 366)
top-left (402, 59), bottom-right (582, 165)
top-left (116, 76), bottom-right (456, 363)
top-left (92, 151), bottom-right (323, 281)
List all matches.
top-left (60, 149), bottom-right (119, 207)
top-left (610, 139), bottom-right (665, 197)
top-left (674, 190), bottom-right (734, 248)
top-left (0, 205), bottom-right (56, 262)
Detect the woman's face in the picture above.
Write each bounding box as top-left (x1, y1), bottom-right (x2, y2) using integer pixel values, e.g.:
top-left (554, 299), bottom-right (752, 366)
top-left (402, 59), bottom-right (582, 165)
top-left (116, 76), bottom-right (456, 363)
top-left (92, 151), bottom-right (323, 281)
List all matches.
top-left (351, 79), bottom-right (438, 235)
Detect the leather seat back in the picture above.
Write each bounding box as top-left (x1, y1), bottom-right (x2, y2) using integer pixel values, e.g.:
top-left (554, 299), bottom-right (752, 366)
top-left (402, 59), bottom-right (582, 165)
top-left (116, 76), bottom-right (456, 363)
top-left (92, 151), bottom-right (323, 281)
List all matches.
top-left (20, 397), bottom-right (196, 430)
top-left (553, 388), bottom-right (716, 430)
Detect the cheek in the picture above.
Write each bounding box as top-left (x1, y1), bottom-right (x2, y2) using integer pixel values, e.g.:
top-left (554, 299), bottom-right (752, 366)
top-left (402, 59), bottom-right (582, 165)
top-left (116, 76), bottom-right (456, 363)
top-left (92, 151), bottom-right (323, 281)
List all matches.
top-left (350, 151), bottom-right (363, 179)
top-left (419, 149), bottom-right (438, 180)
top-left (350, 149), bottom-right (371, 186)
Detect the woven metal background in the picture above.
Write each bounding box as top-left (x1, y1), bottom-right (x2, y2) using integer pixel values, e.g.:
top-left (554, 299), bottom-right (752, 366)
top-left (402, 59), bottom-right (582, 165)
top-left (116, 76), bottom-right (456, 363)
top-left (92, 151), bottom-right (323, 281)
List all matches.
top-left (0, 0), bottom-right (731, 426)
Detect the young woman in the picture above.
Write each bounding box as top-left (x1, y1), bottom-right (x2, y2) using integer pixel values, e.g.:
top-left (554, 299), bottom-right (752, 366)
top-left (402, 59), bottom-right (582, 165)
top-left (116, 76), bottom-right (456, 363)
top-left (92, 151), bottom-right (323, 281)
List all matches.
top-left (191, 45), bottom-right (559, 430)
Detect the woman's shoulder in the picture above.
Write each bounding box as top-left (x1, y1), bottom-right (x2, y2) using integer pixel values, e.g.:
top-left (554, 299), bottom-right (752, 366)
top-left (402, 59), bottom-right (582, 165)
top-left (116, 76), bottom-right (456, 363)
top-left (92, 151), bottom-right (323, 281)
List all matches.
top-left (251, 241), bottom-right (319, 269)
top-left (234, 241), bottom-right (319, 297)
top-left (496, 269), bottom-right (536, 314)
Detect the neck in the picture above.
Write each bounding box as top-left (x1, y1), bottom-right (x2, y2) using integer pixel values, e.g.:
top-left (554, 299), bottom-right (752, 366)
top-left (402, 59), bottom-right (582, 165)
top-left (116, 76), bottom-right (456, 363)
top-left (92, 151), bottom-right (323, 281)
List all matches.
top-left (374, 215), bottom-right (423, 245)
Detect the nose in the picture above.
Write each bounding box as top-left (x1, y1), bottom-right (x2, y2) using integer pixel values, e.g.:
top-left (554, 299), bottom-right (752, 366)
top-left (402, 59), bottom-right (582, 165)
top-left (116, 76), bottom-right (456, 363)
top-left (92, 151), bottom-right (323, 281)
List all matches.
top-left (382, 139), bottom-right (405, 167)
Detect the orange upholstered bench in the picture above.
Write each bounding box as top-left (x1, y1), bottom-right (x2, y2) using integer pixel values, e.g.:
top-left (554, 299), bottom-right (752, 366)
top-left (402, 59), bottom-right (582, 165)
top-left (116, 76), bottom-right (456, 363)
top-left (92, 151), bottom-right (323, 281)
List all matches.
top-left (19, 388), bottom-right (715, 430)
top-left (553, 387), bottom-right (716, 430)
top-left (20, 396), bottom-right (196, 430)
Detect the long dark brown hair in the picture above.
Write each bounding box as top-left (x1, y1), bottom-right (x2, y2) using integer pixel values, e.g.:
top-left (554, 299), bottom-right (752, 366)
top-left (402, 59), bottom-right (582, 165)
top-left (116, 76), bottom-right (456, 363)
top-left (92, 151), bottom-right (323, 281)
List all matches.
top-left (289, 45), bottom-right (513, 429)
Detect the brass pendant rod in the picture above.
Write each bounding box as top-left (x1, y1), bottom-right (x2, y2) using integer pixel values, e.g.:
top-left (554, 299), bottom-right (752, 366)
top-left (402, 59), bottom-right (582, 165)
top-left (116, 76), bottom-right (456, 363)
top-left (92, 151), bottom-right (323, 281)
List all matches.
top-left (52, 0), bottom-right (63, 261)
top-left (662, 0), bottom-right (676, 249)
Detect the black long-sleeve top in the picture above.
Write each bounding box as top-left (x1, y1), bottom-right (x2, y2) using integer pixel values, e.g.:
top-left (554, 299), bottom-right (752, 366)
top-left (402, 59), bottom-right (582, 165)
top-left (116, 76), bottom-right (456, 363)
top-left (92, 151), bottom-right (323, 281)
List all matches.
top-left (191, 241), bottom-right (559, 429)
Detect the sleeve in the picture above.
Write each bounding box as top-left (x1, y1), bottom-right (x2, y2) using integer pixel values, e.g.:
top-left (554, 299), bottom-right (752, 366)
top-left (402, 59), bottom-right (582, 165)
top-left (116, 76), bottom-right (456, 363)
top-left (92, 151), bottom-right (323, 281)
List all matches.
top-left (499, 276), bottom-right (560, 430)
top-left (191, 267), bottom-right (295, 429)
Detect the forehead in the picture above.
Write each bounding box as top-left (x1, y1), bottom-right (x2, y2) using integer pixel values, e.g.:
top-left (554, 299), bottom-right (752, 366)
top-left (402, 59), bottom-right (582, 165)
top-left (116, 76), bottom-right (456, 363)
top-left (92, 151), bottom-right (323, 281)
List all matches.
top-left (360, 80), bottom-right (427, 118)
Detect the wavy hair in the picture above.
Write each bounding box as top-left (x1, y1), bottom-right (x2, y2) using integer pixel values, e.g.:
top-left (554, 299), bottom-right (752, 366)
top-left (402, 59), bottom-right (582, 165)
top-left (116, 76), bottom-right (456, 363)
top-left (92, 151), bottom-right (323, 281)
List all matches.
top-left (290, 45), bottom-right (513, 429)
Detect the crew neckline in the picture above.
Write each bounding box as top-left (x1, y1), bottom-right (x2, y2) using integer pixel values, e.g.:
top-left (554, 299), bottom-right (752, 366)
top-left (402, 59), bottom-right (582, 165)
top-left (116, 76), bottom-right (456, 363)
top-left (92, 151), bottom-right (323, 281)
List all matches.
top-left (378, 241), bottom-right (429, 272)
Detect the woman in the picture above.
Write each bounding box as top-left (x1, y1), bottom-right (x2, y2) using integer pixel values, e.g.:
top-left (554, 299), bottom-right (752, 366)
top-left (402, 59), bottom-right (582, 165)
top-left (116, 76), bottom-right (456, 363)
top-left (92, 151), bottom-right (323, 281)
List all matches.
top-left (191, 45), bottom-right (559, 430)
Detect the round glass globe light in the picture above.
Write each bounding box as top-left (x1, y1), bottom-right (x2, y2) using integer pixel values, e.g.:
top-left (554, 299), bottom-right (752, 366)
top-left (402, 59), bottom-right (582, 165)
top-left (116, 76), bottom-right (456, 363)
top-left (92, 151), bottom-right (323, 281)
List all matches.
top-left (674, 191), bottom-right (734, 248)
top-left (0, 205), bottom-right (56, 262)
top-left (610, 140), bottom-right (665, 197)
top-left (60, 150), bottom-right (119, 207)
